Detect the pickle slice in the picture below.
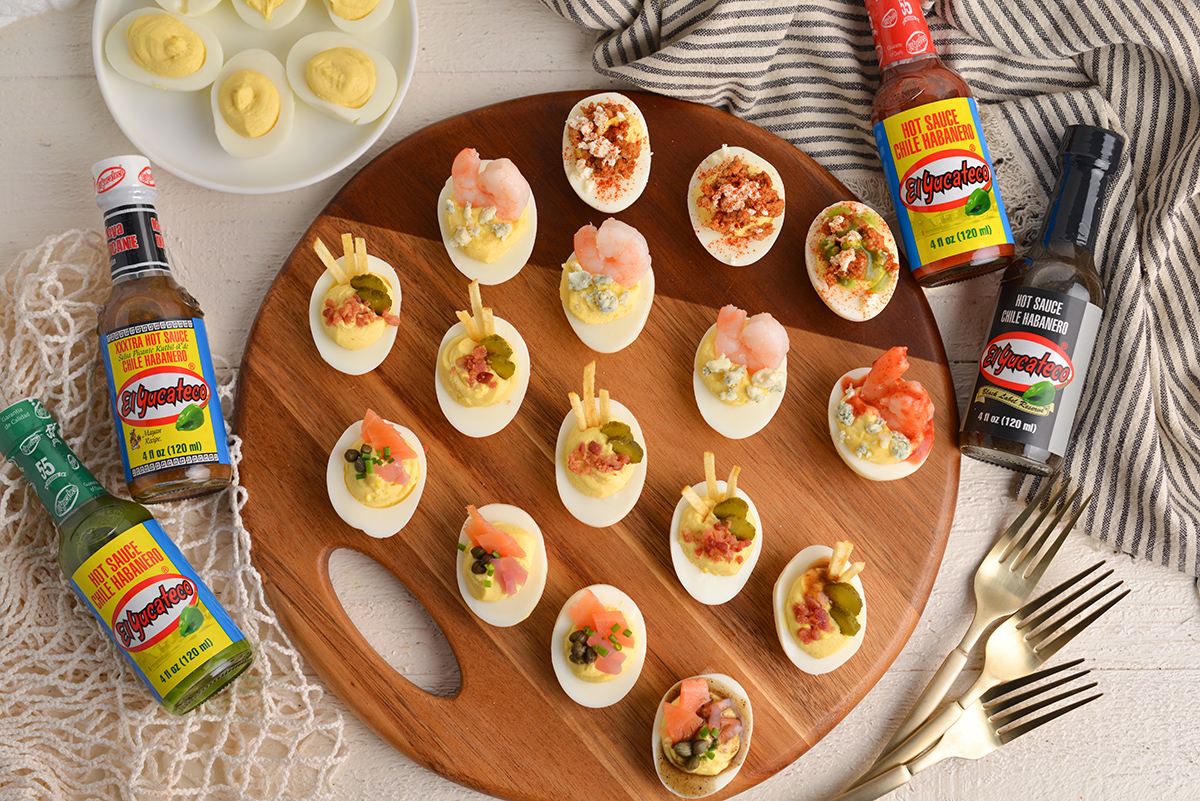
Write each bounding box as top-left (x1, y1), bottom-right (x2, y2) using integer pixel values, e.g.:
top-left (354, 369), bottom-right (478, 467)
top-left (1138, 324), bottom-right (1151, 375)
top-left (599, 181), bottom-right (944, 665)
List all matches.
top-left (725, 516), bottom-right (756, 541)
top-left (824, 582), bottom-right (862, 616)
top-left (600, 421), bottom-right (633, 440)
top-left (479, 334), bottom-right (513, 358)
top-left (486, 353), bottom-right (516, 380)
top-left (712, 497), bottom-right (749, 520)
top-left (350, 273), bottom-right (393, 315)
top-left (829, 604), bottom-right (861, 637)
top-left (607, 435), bottom-right (643, 464)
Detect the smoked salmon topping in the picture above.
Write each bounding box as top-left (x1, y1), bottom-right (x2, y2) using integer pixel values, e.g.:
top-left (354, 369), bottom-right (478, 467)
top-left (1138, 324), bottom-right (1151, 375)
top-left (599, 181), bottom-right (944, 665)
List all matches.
top-left (464, 505), bottom-right (526, 559)
top-left (361, 409), bottom-right (418, 461)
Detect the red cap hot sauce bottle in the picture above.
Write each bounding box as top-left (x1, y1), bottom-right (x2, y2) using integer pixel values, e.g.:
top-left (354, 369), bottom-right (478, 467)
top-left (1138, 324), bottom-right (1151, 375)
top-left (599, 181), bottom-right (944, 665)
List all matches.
top-left (866, 0), bottom-right (1016, 286)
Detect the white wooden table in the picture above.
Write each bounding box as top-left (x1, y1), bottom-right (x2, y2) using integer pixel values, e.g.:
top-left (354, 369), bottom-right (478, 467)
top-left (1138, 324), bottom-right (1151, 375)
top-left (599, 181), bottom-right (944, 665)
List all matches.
top-left (3, 2), bottom-right (1198, 799)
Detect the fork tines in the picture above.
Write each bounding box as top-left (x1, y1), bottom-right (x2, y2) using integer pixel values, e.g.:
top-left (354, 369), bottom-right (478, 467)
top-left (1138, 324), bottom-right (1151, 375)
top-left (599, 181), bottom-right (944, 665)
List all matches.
top-left (981, 662), bottom-right (1102, 744)
top-left (1016, 561), bottom-right (1131, 659)
top-left (999, 481), bottom-right (1087, 581)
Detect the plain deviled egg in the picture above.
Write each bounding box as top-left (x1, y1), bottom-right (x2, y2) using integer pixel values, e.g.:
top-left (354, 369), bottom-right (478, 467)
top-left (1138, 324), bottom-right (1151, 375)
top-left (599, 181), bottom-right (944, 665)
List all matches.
top-left (550, 584), bottom-right (647, 708)
top-left (210, 49), bottom-right (294, 158)
top-left (323, 0), bottom-right (393, 33)
top-left (455, 503), bottom-right (547, 627)
top-left (105, 8), bottom-right (223, 92)
top-left (561, 91), bottom-right (652, 213)
top-left (232, 0), bottom-right (308, 30)
top-left (687, 145), bottom-right (785, 266)
top-left (326, 410), bottom-right (427, 539)
top-left (153, 0), bottom-right (222, 16)
top-left (286, 32), bottom-right (398, 124)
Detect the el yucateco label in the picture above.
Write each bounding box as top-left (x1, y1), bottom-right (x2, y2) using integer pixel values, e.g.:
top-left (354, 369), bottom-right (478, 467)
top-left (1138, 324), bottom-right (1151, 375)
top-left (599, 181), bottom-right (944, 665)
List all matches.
top-left (100, 318), bottom-right (231, 484)
top-left (103, 204), bottom-right (170, 281)
top-left (70, 520), bottom-right (246, 700)
top-left (874, 97), bottom-right (1014, 271)
top-left (963, 284), bottom-right (1102, 457)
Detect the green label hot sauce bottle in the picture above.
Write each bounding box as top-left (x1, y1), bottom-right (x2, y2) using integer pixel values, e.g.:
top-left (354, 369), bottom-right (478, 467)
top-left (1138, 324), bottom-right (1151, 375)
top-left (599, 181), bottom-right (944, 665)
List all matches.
top-left (0, 398), bottom-right (253, 715)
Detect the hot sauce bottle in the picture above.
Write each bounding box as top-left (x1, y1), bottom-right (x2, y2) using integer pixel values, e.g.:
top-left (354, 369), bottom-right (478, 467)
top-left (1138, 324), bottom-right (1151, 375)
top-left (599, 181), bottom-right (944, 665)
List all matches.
top-left (866, 0), bottom-right (1016, 286)
top-left (960, 125), bottom-right (1124, 475)
top-left (93, 156), bottom-right (232, 504)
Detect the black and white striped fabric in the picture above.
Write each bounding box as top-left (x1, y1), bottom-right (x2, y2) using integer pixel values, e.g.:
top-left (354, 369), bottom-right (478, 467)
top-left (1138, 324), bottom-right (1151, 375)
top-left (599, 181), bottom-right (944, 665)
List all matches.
top-left (541, 0), bottom-right (1200, 575)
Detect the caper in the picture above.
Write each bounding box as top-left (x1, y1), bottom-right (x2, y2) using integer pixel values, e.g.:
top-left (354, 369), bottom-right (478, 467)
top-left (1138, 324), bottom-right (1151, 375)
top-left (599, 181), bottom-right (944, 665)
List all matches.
top-left (712, 497), bottom-right (749, 520)
top-left (479, 334), bottom-right (513, 358)
top-left (824, 582), bottom-right (862, 616)
top-left (471, 561), bottom-right (486, 575)
top-left (684, 755), bottom-right (702, 771)
top-left (583, 647), bottom-right (597, 664)
top-left (354, 458), bottom-right (366, 474)
top-left (486, 353), bottom-right (516, 380)
top-left (599, 421), bottom-right (632, 440)
top-left (672, 741), bottom-right (692, 758)
top-left (361, 443), bottom-right (372, 455)
top-left (692, 737), bottom-right (712, 754)
top-left (829, 604), bottom-right (861, 637)
top-left (568, 629), bottom-right (588, 644)
top-left (570, 642), bottom-right (586, 660)
top-left (725, 517), bottom-right (756, 541)
top-left (344, 449), bottom-right (359, 463)
top-left (569, 653), bottom-right (584, 665)
top-left (470, 546), bottom-right (487, 560)
top-left (607, 436), bottom-right (644, 464)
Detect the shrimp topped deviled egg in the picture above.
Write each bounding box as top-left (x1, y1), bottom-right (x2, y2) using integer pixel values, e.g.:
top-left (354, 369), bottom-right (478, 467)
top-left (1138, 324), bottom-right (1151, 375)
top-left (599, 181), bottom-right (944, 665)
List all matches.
top-left (555, 361), bottom-right (647, 527)
top-left (693, 304), bottom-right (789, 439)
top-left (830, 346), bottom-right (934, 481)
top-left (806, 201), bottom-right (900, 321)
top-left (550, 584), bottom-right (646, 708)
top-left (438, 147), bottom-right (537, 284)
top-left (435, 280), bottom-right (530, 438)
top-left (326, 409), bottom-right (426, 538)
top-left (562, 91), bottom-right (651, 212)
top-left (773, 541), bottom-right (866, 674)
top-left (308, 232), bottom-right (400, 375)
top-left (687, 145), bottom-right (785, 266)
top-left (455, 503), bottom-right (547, 627)
top-left (560, 218), bottom-right (655, 353)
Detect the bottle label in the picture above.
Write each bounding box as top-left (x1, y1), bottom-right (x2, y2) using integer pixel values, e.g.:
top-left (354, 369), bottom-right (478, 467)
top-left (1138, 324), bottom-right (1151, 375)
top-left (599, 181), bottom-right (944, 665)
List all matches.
top-left (103, 204), bottom-right (171, 281)
top-left (0, 399), bottom-right (106, 527)
top-left (70, 520), bottom-right (246, 701)
top-left (866, 0), bottom-right (936, 69)
top-left (963, 284), bottom-right (1102, 457)
top-left (873, 97), bottom-right (1014, 273)
top-left (100, 318), bottom-right (231, 485)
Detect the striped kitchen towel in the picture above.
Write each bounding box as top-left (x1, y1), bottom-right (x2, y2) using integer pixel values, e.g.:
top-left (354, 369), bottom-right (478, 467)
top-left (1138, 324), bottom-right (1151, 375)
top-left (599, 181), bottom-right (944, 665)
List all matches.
top-left (542, 0), bottom-right (1200, 576)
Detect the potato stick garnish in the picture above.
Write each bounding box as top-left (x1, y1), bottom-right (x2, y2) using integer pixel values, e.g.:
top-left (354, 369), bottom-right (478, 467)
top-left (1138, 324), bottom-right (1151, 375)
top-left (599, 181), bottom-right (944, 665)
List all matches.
top-left (569, 392), bottom-right (588, 432)
top-left (681, 485), bottom-right (712, 519)
top-left (481, 307), bottom-right (495, 337)
top-left (313, 238), bottom-right (347, 284)
top-left (829, 541), bottom-right (854, 579)
top-left (469, 280), bottom-right (484, 327)
top-left (704, 452), bottom-right (718, 501)
top-left (341, 233), bottom-right (354, 270)
top-left (840, 561), bottom-right (866, 582)
top-left (456, 309), bottom-right (480, 341)
top-left (598, 389), bottom-right (611, 425)
top-left (582, 361), bottom-right (597, 428)
top-left (354, 236), bottom-right (368, 277)
top-left (725, 465), bottom-right (740, 501)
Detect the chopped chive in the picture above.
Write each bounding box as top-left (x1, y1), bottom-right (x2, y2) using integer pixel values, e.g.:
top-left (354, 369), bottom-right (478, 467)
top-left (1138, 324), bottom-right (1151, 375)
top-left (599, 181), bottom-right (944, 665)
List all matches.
top-left (484, 580), bottom-right (492, 587)
top-left (355, 473), bottom-right (366, 480)
top-left (595, 645), bottom-right (609, 657)
top-left (491, 550), bottom-right (500, 558)
top-left (457, 543), bottom-right (466, 551)
top-left (365, 460), bottom-right (374, 474)
top-left (622, 628), bottom-right (632, 637)
top-left (486, 564), bottom-right (495, 576)
top-left (382, 447), bottom-right (391, 459)
top-left (613, 642), bottom-right (623, 651)
top-left (611, 623), bottom-right (620, 632)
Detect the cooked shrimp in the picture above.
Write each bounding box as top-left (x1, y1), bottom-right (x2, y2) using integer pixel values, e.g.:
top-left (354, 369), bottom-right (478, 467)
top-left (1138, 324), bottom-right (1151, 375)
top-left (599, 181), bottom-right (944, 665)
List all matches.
top-left (573, 218), bottom-right (652, 287)
top-left (852, 346), bottom-right (934, 443)
top-left (714, 304), bottom-right (788, 372)
top-left (451, 147), bottom-right (531, 222)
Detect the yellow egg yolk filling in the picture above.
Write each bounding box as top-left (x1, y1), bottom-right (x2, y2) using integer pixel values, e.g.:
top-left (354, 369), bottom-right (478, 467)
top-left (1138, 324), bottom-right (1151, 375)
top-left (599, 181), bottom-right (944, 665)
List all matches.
top-left (329, 0), bottom-right (380, 21)
top-left (218, 70), bottom-right (280, 138)
top-left (127, 15), bottom-right (205, 78)
top-left (306, 47), bottom-right (376, 109)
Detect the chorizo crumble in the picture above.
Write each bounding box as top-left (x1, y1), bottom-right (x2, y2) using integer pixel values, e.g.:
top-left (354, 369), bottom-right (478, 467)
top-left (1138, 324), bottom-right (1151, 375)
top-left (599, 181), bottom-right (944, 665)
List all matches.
top-left (695, 156), bottom-right (785, 240)
top-left (566, 102), bottom-right (643, 194)
top-left (817, 211), bottom-right (899, 287)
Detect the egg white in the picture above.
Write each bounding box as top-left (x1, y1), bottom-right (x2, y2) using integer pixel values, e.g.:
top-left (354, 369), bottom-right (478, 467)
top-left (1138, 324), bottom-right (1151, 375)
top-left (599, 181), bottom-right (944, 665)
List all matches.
top-left (554, 398), bottom-right (647, 528)
top-left (308, 254), bottom-right (401, 376)
top-left (154, 0), bottom-right (222, 16)
top-left (772, 545), bottom-right (867, 675)
top-left (686, 145), bottom-right (785, 267)
top-left (105, 8), bottom-right (223, 92)
top-left (326, 418), bottom-right (427, 539)
top-left (561, 91), bottom-right (652, 213)
top-left (210, 49), bottom-right (294, 159)
top-left (692, 324), bottom-right (787, 440)
top-left (286, 31), bottom-right (398, 124)
top-left (322, 0), bottom-right (393, 33)
top-left (651, 673), bottom-right (753, 798)
top-left (550, 584), bottom-right (647, 708)
top-left (805, 201), bottom-right (900, 322)
top-left (454, 503), bottom-right (547, 628)
top-left (232, 0), bottom-right (307, 30)
top-left (828, 367), bottom-right (929, 481)
top-left (436, 165), bottom-right (537, 285)
top-left (669, 481), bottom-right (762, 606)
top-left (434, 318), bottom-right (530, 438)
top-left (560, 259), bottom-right (655, 354)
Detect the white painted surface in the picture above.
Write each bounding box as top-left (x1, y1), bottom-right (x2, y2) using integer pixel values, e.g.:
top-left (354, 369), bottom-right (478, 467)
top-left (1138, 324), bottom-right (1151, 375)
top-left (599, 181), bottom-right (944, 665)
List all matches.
top-left (3, 2), bottom-right (1198, 799)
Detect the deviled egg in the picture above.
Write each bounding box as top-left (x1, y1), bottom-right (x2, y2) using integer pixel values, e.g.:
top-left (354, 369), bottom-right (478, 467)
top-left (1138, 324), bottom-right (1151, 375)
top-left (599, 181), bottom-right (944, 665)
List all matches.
top-left (829, 346), bottom-right (934, 481)
top-left (435, 280), bottom-right (530, 438)
top-left (105, 8), bottom-right (223, 92)
top-left (773, 542), bottom-right (866, 675)
top-left (550, 584), bottom-right (647, 708)
top-left (326, 410), bottom-right (427, 539)
top-left (232, 0), bottom-right (307, 30)
top-left (455, 504), bottom-right (547, 627)
top-left (153, 0), bottom-right (222, 16)
top-left (308, 233), bottom-right (400, 375)
top-left (670, 453), bottom-right (762, 606)
top-left (437, 147), bottom-right (537, 284)
top-left (286, 32), bottom-right (398, 124)
top-left (210, 49), bottom-right (294, 159)
top-left (692, 305), bottom-right (788, 439)
top-left (560, 218), bottom-right (655, 353)
top-left (652, 673), bottom-right (753, 798)
top-left (555, 361), bottom-right (647, 528)
top-left (562, 91), bottom-right (652, 213)
top-left (806, 201), bottom-right (900, 321)
top-left (687, 145), bottom-right (785, 266)
top-left (323, 0), bottom-right (393, 33)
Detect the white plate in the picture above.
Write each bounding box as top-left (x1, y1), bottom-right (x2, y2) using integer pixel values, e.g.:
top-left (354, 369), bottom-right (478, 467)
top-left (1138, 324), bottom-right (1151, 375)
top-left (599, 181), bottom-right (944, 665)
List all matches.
top-left (92, 0), bottom-right (418, 194)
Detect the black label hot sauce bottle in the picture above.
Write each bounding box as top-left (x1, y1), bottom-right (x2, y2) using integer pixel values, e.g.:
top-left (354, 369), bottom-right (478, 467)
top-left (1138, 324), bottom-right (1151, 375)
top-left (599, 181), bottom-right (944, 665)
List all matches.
top-left (960, 125), bottom-right (1124, 475)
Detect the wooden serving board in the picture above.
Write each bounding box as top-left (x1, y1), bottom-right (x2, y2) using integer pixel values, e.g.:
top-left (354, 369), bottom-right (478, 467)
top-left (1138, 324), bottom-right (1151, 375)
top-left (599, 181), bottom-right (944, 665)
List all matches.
top-left (234, 91), bottom-right (959, 801)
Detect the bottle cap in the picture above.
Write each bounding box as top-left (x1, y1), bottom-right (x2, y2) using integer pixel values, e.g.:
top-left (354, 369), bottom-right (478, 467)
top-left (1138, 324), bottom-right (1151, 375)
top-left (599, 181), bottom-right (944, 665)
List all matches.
top-left (1059, 125), bottom-right (1125, 172)
top-left (92, 155), bottom-right (157, 207)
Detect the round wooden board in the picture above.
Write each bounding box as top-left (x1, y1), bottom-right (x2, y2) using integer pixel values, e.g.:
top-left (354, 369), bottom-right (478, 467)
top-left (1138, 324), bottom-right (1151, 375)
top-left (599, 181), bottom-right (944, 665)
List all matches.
top-left (234, 91), bottom-right (959, 801)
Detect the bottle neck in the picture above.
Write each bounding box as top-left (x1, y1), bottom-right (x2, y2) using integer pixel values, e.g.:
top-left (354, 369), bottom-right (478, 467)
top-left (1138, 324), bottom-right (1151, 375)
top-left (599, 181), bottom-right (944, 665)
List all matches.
top-left (866, 0), bottom-right (938, 70)
top-left (1040, 154), bottom-right (1115, 253)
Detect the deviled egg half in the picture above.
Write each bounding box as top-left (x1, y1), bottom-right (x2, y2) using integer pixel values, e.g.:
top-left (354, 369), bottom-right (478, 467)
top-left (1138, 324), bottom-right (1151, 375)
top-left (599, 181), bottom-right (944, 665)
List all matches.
top-left (652, 673), bottom-right (753, 798)
top-left (806, 201), bottom-right (900, 321)
top-left (105, 8), bottom-right (223, 92)
top-left (455, 504), bottom-right (547, 627)
top-left (286, 31), bottom-right (398, 124)
top-left (153, 0), bottom-right (222, 16)
top-left (560, 219), bottom-right (655, 353)
top-left (326, 410), bottom-right (427, 539)
top-left (210, 49), bottom-right (294, 158)
top-left (323, 0), bottom-right (394, 33)
top-left (233, 0), bottom-right (308, 30)
top-left (550, 584), bottom-right (647, 708)
top-left (435, 280), bottom-right (530, 438)
top-left (687, 145), bottom-right (785, 266)
top-left (773, 542), bottom-right (866, 675)
top-left (562, 91), bottom-right (652, 213)
top-left (308, 233), bottom-right (401, 375)
top-left (692, 305), bottom-right (788, 440)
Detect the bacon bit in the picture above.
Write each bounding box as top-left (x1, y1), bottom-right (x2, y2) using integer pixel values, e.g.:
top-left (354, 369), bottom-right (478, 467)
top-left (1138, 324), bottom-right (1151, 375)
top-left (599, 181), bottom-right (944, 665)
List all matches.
top-left (567, 440), bottom-right (630, 476)
top-left (696, 156), bottom-right (784, 239)
top-left (792, 595), bottom-right (834, 644)
top-left (456, 345), bottom-right (497, 388)
top-left (323, 292), bottom-right (396, 328)
top-left (694, 520), bottom-right (753, 564)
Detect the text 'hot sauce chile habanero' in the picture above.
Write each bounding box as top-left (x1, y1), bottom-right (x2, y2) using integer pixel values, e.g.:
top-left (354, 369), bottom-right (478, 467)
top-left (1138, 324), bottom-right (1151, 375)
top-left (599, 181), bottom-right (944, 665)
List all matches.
top-left (866, 0), bottom-right (1015, 286)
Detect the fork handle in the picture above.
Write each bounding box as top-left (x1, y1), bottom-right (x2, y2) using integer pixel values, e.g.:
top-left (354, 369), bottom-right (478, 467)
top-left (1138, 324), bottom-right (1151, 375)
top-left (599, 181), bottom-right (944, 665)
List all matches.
top-left (849, 702), bottom-right (964, 789)
top-left (879, 644), bottom-right (971, 753)
top-left (829, 766), bottom-right (914, 801)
